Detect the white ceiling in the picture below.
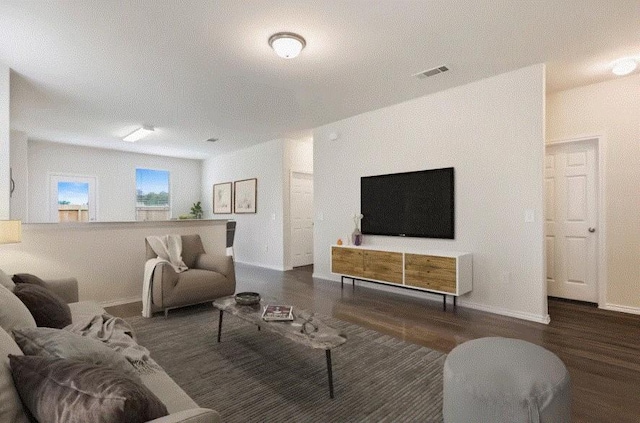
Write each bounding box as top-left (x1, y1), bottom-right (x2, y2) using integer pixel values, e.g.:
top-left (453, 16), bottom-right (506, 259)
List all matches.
top-left (1, 0), bottom-right (639, 160)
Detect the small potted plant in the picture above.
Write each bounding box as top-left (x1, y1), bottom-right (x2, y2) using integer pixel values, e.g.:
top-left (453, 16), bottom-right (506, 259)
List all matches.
top-left (190, 201), bottom-right (203, 219)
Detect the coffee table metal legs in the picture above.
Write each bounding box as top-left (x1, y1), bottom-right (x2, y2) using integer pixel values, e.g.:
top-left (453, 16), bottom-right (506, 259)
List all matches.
top-left (217, 309), bottom-right (336, 399)
top-left (326, 349), bottom-right (334, 399)
top-left (217, 310), bottom-right (223, 343)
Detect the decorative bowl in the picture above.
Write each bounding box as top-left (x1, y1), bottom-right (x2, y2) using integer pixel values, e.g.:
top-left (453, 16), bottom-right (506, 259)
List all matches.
top-left (234, 292), bottom-right (261, 306)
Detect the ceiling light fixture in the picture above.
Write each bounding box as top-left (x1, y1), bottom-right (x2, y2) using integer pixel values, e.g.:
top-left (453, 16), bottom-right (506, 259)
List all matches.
top-left (268, 32), bottom-right (306, 59)
top-left (611, 57), bottom-right (638, 76)
top-left (123, 125), bottom-right (154, 142)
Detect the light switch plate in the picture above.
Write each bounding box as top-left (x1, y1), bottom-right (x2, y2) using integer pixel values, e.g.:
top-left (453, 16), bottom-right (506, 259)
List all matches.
top-left (524, 209), bottom-right (535, 222)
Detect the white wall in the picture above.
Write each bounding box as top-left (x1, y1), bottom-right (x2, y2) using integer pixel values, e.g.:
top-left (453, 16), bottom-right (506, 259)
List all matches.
top-left (546, 74), bottom-right (640, 312)
top-left (26, 141), bottom-right (202, 222)
top-left (287, 138), bottom-right (313, 172)
top-left (0, 220), bottom-right (227, 304)
top-left (0, 63), bottom-right (9, 219)
top-left (313, 64), bottom-right (547, 323)
top-left (201, 137), bottom-right (313, 270)
top-left (10, 130), bottom-right (28, 221)
top-left (202, 139), bottom-right (286, 270)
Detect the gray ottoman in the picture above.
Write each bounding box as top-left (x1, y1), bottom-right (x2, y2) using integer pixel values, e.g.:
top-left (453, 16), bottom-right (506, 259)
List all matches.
top-left (443, 337), bottom-right (571, 423)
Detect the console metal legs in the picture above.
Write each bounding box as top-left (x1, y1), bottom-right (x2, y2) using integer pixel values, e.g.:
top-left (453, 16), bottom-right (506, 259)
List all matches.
top-left (340, 276), bottom-right (355, 291)
top-left (341, 275), bottom-right (457, 312)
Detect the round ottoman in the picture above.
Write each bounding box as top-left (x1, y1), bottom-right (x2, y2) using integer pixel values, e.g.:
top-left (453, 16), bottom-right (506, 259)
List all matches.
top-left (443, 337), bottom-right (570, 423)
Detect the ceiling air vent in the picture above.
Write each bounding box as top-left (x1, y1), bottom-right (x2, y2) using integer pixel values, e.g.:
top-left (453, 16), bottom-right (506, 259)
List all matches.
top-left (206, 138), bottom-right (219, 142)
top-left (413, 65), bottom-right (449, 79)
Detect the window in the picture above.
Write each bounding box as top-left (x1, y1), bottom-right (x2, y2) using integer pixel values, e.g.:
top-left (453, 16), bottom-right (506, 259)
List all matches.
top-left (49, 175), bottom-right (97, 222)
top-left (136, 168), bottom-right (170, 221)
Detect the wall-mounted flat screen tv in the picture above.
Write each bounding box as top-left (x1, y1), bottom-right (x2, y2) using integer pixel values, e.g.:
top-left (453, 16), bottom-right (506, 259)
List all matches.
top-left (361, 167), bottom-right (454, 239)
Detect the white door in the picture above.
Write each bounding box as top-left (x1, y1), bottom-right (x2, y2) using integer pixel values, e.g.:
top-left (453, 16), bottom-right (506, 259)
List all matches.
top-left (290, 172), bottom-right (313, 267)
top-left (545, 141), bottom-right (598, 302)
top-left (49, 174), bottom-right (97, 222)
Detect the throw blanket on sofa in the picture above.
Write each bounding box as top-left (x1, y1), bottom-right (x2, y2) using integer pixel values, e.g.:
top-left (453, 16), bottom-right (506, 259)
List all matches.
top-left (65, 313), bottom-right (162, 374)
top-left (142, 235), bottom-right (188, 318)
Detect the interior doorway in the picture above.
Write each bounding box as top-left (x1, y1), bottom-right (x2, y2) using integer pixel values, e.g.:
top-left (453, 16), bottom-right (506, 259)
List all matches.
top-left (290, 171), bottom-right (313, 268)
top-left (49, 174), bottom-right (97, 222)
top-left (545, 137), bottom-right (603, 303)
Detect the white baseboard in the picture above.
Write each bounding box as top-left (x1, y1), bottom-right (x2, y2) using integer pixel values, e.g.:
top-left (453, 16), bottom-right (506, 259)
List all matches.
top-left (99, 295), bottom-right (141, 308)
top-left (600, 303), bottom-right (640, 315)
top-left (314, 272), bottom-right (550, 324)
top-left (457, 299), bottom-right (551, 324)
top-left (234, 260), bottom-right (286, 272)
top-left (313, 272), bottom-right (339, 282)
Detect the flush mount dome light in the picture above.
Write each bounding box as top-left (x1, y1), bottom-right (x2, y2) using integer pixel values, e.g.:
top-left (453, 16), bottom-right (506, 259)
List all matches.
top-left (268, 32), bottom-right (306, 59)
top-left (611, 57), bottom-right (638, 76)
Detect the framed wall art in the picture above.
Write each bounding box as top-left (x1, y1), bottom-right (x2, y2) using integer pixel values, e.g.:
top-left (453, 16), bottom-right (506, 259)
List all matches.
top-left (213, 182), bottom-right (232, 214)
top-left (234, 178), bottom-right (257, 214)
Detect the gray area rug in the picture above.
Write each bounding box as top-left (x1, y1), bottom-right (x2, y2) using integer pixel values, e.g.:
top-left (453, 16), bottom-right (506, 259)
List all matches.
top-left (127, 305), bottom-right (445, 423)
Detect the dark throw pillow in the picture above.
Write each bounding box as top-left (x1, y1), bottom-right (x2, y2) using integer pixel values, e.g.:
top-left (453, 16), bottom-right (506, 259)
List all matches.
top-left (13, 284), bottom-right (72, 329)
top-left (9, 355), bottom-right (168, 423)
top-left (11, 273), bottom-right (49, 288)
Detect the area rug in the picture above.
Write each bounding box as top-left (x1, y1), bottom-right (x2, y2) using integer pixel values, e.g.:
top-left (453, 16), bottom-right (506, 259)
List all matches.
top-left (127, 306), bottom-right (445, 423)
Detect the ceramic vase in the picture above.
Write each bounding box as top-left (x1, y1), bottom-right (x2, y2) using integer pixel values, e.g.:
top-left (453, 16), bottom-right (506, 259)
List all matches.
top-left (352, 228), bottom-right (362, 246)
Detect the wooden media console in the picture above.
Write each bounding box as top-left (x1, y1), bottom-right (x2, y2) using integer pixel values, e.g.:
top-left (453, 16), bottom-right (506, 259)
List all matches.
top-left (331, 245), bottom-right (472, 311)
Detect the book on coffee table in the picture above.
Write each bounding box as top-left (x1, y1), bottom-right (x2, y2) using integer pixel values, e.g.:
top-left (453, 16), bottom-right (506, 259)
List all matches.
top-left (262, 304), bottom-right (294, 321)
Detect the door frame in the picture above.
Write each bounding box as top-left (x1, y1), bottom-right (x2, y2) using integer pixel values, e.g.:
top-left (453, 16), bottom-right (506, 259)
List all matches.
top-left (546, 135), bottom-right (607, 307)
top-left (289, 170), bottom-right (314, 268)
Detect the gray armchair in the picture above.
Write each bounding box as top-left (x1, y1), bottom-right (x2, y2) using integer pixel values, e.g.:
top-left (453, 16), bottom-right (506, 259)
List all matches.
top-left (145, 234), bottom-right (236, 317)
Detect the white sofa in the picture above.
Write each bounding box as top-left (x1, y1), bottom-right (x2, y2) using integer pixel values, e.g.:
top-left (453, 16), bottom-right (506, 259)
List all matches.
top-left (0, 276), bottom-right (221, 423)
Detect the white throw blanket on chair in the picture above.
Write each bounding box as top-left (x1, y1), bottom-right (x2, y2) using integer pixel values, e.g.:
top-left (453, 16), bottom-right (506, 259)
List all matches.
top-left (142, 235), bottom-right (188, 318)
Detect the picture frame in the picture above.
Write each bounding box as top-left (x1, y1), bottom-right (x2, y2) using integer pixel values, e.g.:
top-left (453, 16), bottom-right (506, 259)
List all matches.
top-left (213, 182), bottom-right (232, 214)
top-left (234, 178), bottom-right (257, 214)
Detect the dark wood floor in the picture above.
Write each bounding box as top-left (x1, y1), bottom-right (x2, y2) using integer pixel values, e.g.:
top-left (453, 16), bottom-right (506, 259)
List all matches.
top-left (107, 263), bottom-right (640, 423)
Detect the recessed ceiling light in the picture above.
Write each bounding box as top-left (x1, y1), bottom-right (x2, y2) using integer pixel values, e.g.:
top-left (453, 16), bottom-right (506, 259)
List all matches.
top-left (268, 32), bottom-right (306, 59)
top-left (611, 57), bottom-right (637, 76)
top-left (123, 125), bottom-right (154, 142)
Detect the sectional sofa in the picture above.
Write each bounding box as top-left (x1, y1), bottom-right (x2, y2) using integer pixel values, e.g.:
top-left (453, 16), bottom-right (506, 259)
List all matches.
top-left (0, 274), bottom-right (221, 423)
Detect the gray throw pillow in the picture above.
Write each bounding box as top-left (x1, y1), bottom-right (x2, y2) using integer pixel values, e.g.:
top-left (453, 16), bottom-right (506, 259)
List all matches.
top-left (0, 268), bottom-right (15, 291)
top-left (0, 329), bottom-right (30, 423)
top-left (13, 284), bottom-right (72, 329)
top-left (9, 355), bottom-right (168, 423)
top-left (0, 284), bottom-right (36, 336)
top-left (12, 273), bottom-right (48, 288)
top-left (13, 327), bottom-right (138, 378)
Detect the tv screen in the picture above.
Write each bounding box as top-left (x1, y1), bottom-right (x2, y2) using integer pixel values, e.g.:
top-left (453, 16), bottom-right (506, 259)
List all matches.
top-left (361, 167), bottom-right (454, 239)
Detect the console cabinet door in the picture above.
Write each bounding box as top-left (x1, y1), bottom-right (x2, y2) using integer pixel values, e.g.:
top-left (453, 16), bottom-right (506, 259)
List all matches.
top-left (405, 254), bottom-right (456, 293)
top-left (363, 250), bottom-right (403, 284)
top-left (331, 247), bottom-right (364, 277)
